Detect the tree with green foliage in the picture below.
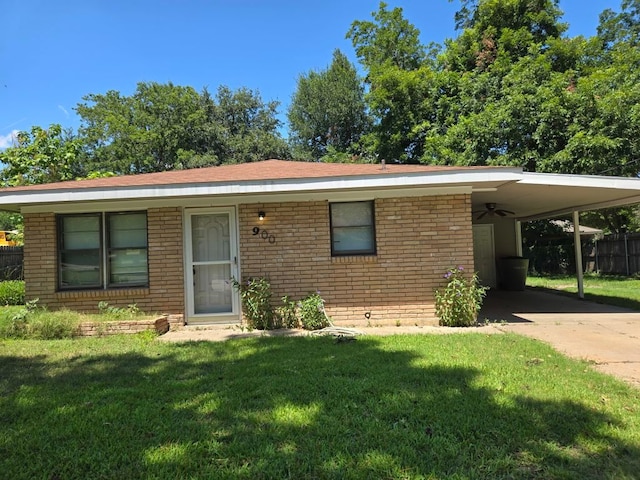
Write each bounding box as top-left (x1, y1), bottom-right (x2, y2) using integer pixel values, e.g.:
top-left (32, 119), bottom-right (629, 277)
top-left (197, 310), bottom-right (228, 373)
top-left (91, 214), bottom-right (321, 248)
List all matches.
top-left (209, 86), bottom-right (290, 166)
top-left (347, 0), bottom-right (640, 232)
top-left (421, 0), bottom-right (640, 181)
top-left (597, 0), bottom-right (640, 49)
top-left (0, 124), bottom-right (82, 186)
top-left (347, 1), bottom-right (425, 71)
top-left (288, 49), bottom-right (370, 160)
top-left (347, 2), bottom-right (432, 163)
top-left (76, 82), bottom-right (289, 174)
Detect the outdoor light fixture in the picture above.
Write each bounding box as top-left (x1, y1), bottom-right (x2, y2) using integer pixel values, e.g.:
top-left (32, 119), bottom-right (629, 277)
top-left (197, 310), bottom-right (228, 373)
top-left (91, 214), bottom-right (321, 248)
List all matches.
top-left (258, 211), bottom-right (266, 221)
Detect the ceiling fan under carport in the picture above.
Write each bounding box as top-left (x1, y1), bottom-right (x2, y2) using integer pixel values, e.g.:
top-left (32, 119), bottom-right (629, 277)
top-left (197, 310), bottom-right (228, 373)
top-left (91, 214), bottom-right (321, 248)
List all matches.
top-left (473, 202), bottom-right (515, 220)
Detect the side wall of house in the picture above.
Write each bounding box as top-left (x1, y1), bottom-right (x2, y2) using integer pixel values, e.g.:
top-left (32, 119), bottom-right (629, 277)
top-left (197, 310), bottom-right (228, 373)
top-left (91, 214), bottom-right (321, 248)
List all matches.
top-left (239, 194), bottom-right (473, 326)
top-left (23, 207), bottom-right (185, 325)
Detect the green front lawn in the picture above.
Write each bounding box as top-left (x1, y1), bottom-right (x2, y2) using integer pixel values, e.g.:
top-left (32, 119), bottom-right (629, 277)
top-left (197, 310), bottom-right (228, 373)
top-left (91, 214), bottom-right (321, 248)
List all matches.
top-left (527, 274), bottom-right (640, 310)
top-left (1, 334), bottom-right (639, 479)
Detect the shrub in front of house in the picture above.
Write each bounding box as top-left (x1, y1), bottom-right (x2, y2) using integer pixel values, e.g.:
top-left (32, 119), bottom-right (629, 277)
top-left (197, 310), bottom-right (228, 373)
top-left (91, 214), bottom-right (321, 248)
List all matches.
top-left (275, 295), bottom-right (299, 329)
top-left (232, 278), bottom-right (330, 330)
top-left (232, 277), bottom-right (276, 330)
top-left (435, 266), bottom-right (488, 327)
top-left (298, 292), bottom-right (330, 330)
top-left (0, 280), bottom-right (25, 305)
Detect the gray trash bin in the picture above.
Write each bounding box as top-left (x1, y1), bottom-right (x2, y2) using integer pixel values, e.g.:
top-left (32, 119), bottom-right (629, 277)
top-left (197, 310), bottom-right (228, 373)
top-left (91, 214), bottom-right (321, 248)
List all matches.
top-left (499, 257), bottom-right (529, 291)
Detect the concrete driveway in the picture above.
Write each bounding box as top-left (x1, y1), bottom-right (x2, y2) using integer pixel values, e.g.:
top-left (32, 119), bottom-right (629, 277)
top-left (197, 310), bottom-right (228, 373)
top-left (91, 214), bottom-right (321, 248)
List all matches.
top-left (480, 289), bottom-right (640, 388)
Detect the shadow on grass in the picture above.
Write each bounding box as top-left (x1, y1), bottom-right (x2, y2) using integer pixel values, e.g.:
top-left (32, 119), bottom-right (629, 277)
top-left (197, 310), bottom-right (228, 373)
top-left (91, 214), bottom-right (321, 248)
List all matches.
top-left (1, 336), bottom-right (639, 479)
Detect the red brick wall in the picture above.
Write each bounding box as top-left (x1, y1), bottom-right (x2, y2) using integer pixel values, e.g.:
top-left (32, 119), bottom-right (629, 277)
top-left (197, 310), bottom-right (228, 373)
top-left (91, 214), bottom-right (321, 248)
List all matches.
top-left (23, 207), bottom-right (185, 324)
top-left (239, 195), bottom-right (473, 326)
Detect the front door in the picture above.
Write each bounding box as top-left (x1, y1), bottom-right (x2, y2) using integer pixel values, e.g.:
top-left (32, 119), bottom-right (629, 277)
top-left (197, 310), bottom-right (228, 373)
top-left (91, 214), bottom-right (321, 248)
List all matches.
top-left (472, 224), bottom-right (497, 288)
top-left (185, 208), bottom-right (239, 324)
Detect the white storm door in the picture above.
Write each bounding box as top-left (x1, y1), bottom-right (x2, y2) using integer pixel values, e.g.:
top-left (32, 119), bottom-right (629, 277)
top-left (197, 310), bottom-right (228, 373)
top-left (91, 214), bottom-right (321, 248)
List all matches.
top-left (472, 224), bottom-right (497, 288)
top-left (186, 208), bottom-right (239, 323)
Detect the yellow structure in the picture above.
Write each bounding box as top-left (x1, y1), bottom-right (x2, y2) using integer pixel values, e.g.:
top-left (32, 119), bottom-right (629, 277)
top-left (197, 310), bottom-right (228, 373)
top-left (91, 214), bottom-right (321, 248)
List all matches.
top-left (0, 231), bottom-right (17, 246)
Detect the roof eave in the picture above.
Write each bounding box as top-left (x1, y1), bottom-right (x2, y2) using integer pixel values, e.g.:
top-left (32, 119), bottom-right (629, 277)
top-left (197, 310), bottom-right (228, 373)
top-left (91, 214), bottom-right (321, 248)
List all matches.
top-left (0, 169), bottom-right (523, 209)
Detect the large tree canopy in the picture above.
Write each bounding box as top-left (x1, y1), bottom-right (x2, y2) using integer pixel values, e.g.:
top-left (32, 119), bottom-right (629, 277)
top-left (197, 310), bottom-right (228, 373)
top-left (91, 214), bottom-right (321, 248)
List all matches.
top-left (287, 49), bottom-right (370, 160)
top-left (345, 0), bottom-right (640, 179)
top-left (347, 1), bottom-right (426, 71)
top-left (347, 2), bottom-right (432, 163)
top-left (0, 124), bottom-right (83, 186)
top-left (75, 82), bottom-right (289, 174)
top-left (344, 0), bottom-right (640, 231)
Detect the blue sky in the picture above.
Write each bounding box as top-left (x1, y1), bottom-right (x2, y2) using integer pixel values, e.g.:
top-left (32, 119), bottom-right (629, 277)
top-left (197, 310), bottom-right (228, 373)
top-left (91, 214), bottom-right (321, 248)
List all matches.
top-left (0, 0), bottom-right (623, 148)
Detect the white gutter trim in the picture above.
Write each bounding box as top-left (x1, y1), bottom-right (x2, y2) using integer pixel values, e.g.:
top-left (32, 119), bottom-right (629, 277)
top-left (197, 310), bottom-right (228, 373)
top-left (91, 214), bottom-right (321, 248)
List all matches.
top-left (521, 172), bottom-right (640, 189)
top-left (20, 186), bottom-right (475, 214)
top-left (0, 170), bottom-right (523, 207)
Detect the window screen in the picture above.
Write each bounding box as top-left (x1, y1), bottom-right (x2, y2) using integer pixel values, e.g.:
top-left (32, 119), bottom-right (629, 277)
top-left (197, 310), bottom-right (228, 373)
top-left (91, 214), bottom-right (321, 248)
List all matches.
top-left (330, 201), bottom-right (376, 255)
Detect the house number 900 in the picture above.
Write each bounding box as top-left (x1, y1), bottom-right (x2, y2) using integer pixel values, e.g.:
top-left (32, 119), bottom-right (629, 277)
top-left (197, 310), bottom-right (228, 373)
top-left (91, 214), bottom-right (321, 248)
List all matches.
top-left (252, 227), bottom-right (276, 244)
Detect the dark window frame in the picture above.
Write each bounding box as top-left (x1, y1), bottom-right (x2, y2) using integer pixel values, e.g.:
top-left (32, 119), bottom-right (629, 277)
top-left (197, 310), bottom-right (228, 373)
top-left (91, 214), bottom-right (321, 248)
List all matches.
top-left (57, 211), bottom-right (149, 290)
top-left (329, 201), bottom-right (377, 256)
top-left (105, 211), bottom-right (149, 288)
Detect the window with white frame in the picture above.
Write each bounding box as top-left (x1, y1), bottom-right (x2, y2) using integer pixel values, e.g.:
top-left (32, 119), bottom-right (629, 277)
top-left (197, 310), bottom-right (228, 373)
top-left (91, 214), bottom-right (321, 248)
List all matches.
top-left (57, 212), bottom-right (148, 289)
top-left (330, 201), bottom-right (376, 256)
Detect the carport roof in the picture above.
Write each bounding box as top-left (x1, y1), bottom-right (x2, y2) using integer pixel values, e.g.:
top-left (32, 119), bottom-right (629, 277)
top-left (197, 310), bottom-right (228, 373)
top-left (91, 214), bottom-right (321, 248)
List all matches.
top-left (0, 159), bottom-right (639, 219)
top-left (473, 172), bottom-right (640, 221)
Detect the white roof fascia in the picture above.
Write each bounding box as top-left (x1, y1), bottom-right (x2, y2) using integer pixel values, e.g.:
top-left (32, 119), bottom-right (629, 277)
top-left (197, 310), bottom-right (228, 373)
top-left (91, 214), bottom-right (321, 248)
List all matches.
top-left (520, 172), bottom-right (640, 189)
top-left (2, 169), bottom-right (523, 208)
top-left (21, 186), bottom-right (475, 214)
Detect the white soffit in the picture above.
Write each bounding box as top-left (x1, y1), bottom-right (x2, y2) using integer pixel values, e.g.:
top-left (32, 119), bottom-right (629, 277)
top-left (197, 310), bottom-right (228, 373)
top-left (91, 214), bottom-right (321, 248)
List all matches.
top-left (472, 172), bottom-right (640, 221)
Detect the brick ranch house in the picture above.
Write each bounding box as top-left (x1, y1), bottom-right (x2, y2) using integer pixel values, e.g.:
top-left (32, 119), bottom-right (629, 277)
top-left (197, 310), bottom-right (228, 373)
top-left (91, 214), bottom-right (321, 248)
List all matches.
top-left (1, 159), bottom-right (640, 328)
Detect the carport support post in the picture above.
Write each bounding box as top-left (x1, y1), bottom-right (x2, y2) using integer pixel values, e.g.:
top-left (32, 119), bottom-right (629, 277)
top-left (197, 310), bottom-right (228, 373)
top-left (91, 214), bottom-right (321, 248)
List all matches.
top-left (515, 220), bottom-right (523, 257)
top-left (573, 210), bottom-right (585, 299)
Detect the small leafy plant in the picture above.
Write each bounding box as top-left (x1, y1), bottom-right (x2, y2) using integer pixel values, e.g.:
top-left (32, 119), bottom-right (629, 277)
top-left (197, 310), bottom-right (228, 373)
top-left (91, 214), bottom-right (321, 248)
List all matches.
top-left (298, 292), bottom-right (330, 330)
top-left (434, 266), bottom-right (488, 327)
top-left (231, 278), bottom-right (330, 330)
top-left (97, 301), bottom-right (141, 320)
top-left (275, 295), bottom-right (299, 329)
top-left (231, 277), bottom-right (275, 330)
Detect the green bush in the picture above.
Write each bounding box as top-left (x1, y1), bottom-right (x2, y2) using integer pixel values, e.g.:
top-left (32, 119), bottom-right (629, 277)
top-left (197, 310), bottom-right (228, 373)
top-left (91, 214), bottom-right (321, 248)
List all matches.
top-left (434, 266), bottom-right (488, 327)
top-left (0, 280), bottom-right (25, 305)
top-left (231, 279), bottom-right (330, 331)
top-left (275, 295), bottom-right (299, 329)
top-left (298, 292), bottom-right (330, 330)
top-left (231, 277), bottom-right (275, 330)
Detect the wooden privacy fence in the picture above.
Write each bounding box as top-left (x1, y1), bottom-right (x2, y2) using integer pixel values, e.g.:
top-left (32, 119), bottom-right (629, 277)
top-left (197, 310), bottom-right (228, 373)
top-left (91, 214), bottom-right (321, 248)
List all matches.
top-left (583, 233), bottom-right (640, 276)
top-left (0, 246), bottom-right (23, 280)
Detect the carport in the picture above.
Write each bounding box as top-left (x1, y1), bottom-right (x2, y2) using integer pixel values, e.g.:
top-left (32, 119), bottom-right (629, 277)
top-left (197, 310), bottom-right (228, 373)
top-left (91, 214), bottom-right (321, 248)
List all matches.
top-left (470, 173), bottom-right (640, 297)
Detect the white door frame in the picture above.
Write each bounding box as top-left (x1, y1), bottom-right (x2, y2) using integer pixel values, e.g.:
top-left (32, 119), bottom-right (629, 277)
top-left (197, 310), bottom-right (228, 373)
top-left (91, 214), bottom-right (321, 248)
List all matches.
top-left (184, 207), bottom-right (241, 324)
